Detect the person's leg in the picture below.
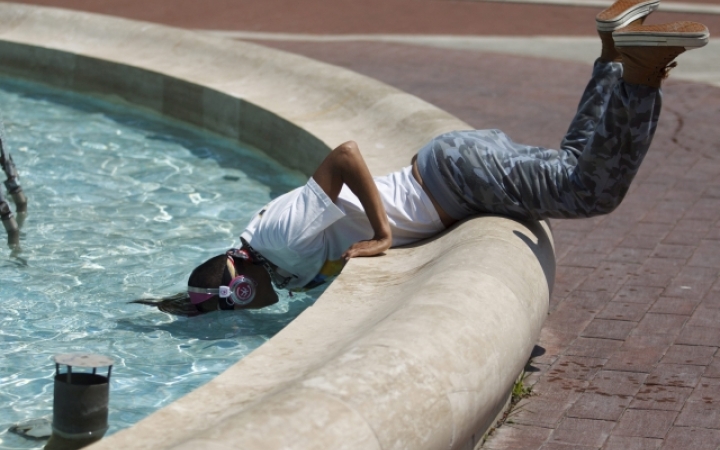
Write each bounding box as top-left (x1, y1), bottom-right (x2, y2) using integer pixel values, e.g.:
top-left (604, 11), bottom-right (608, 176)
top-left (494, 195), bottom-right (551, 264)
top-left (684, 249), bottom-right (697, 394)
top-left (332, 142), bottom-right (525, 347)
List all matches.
top-left (0, 186), bottom-right (19, 247)
top-left (558, 61), bottom-right (623, 162)
top-left (463, 24), bottom-right (707, 220)
top-left (417, 17), bottom-right (708, 222)
top-left (560, 0), bottom-right (659, 160)
top-left (553, 22), bottom-right (709, 218)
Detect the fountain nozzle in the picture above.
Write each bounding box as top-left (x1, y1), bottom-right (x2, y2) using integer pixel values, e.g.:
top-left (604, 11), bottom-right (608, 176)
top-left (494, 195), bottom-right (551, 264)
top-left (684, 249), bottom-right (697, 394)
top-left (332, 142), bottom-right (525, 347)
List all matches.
top-left (45, 354), bottom-right (114, 450)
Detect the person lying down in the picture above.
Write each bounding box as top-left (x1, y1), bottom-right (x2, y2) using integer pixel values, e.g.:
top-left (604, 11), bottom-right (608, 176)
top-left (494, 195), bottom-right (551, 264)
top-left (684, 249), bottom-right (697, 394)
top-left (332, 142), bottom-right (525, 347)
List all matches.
top-left (134, 1), bottom-right (709, 316)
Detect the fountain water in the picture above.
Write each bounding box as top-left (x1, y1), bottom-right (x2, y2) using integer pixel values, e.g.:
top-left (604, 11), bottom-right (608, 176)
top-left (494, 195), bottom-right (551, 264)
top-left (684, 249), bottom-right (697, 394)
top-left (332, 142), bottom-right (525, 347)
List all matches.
top-left (0, 75), bottom-right (324, 450)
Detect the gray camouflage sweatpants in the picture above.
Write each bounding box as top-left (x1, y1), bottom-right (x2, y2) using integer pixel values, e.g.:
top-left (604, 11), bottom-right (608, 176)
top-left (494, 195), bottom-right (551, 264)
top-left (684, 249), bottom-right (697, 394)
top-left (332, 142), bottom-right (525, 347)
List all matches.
top-left (416, 59), bottom-right (662, 221)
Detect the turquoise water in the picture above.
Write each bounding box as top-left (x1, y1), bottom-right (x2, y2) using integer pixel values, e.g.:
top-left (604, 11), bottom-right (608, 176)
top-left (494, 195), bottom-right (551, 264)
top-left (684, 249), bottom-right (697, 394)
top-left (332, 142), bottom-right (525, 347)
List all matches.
top-left (0, 77), bottom-right (321, 448)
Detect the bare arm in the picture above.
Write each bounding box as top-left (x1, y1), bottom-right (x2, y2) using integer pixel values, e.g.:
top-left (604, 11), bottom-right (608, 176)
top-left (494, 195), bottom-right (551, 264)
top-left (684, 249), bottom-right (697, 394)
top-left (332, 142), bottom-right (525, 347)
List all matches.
top-left (312, 141), bottom-right (391, 260)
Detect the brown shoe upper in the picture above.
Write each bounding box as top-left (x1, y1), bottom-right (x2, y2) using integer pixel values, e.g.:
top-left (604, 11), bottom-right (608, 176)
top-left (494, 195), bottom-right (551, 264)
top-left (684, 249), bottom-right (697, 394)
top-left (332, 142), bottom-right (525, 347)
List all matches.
top-left (618, 46), bottom-right (686, 88)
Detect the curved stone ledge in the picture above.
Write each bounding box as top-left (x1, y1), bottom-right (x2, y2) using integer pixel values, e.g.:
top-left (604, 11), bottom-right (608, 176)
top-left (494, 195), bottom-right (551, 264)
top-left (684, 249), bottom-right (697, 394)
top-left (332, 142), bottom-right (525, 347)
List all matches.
top-left (0, 3), bottom-right (554, 449)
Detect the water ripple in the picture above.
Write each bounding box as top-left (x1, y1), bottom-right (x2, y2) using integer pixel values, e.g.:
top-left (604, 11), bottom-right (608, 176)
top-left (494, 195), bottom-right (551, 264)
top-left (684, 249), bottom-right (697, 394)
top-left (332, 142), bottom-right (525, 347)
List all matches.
top-left (0, 76), bottom-right (323, 449)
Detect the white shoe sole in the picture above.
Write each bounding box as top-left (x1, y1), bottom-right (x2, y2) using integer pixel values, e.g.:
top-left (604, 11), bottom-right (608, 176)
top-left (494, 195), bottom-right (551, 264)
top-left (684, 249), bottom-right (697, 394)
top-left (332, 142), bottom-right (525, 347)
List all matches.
top-left (613, 32), bottom-right (709, 48)
top-left (596, 0), bottom-right (660, 32)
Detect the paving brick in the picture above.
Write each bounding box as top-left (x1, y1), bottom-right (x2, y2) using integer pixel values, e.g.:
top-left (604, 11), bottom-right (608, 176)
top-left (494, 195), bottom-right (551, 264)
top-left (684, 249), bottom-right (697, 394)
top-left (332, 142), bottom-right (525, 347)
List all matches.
top-left (673, 219), bottom-right (713, 234)
top-left (629, 385), bottom-right (693, 412)
top-left (613, 409), bottom-right (678, 438)
top-left (675, 401), bottom-right (720, 429)
top-left (606, 247), bottom-right (653, 265)
top-left (551, 265), bottom-right (596, 299)
top-left (533, 377), bottom-right (588, 397)
top-left (661, 427), bottom-right (720, 450)
top-left (596, 302), bottom-right (650, 322)
top-left (675, 326), bottom-right (720, 347)
top-left (702, 293), bottom-right (720, 311)
top-left (544, 301), bottom-right (596, 334)
top-left (625, 258), bottom-right (685, 288)
top-left (704, 223), bottom-right (720, 240)
top-left (662, 230), bottom-right (703, 246)
top-left (482, 424), bottom-right (551, 450)
top-left (511, 392), bottom-right (581, 428)
top-left (641, 207), bottom-right (681, 227)
top-left (539, 443), bottom-right (597, 450)
top-left (630, 313), bottom-right (687, 337)
top-left (685, 377), bottom-right (720, 404)
top-left (611, 199), bottom-right (650, 222)
top-left (588, 214), bottom-right (635, 230)
top-left (660, 345), bottom-right (717, 366)
top-left (620, 233), bottom-right (664, 250)
top-left (586, 371), bottom-right (647, 396)
top-left (704, 187), bottom-right (720, 199)
top-left (663, 182), bottom-right (706, 202)
top-left (549, 418), bottom-right (614, 447)
top-left (581, 319), bottom-right (636, 340)
top-left (566, 393), bottom-right (629, 421)
top-left (564, 337), bottom-right (623, 359)
top-left (545, 356), bottom-right (605, 382)
top-left (688, 240), bottom-right (720, 268)
top-left (662, 266), bottom-right (718, 300)
top-left (690, 199), bottom-right (720, 221)
top-left (627, 222), bottom-right (672, 240)
top-left (686, 306), bottom-right (720, 329)
top-left (536, 328), bottom-right (577, 365)
top-left (686, 206), bottom-right (720, 223)
top-left (646, 364), bottom-right (705, 389)
top-left (603, 346), bottom-right (666, 374)
top-left (705, 355), bottom-right (720, 378)
top-left (613, 286), bottom-right (664, 304)
top-left (603, 436), bottom-right (662, 450)
top-left (564, 290), bottom-right (614, 313)
top-left (623, 334), bottom-right (675, 349)
top-left (651, 244), bottom-right (695, 261)
top-left (559, 239), bottom-right (616, 268)
top-left (649, 297), bottom-right (699, 316)
top-left (577, 263), bottom-right (640, 294)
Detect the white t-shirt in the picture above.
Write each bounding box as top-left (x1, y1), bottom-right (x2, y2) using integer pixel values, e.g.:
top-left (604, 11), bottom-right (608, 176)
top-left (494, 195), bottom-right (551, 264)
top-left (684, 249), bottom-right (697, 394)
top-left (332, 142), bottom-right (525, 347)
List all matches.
top-left (240, 166), bottom-right (444, 290)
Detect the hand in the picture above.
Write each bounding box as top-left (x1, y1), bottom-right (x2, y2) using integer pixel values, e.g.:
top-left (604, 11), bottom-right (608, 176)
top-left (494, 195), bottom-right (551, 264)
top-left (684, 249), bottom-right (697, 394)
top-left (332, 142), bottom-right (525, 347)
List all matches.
top-left (342, 235), bottom-right (391, 260)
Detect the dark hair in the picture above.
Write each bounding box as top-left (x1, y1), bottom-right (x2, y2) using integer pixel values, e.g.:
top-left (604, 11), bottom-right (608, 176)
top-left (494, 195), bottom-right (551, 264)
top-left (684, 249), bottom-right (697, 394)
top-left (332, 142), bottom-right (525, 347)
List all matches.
top-left (130, 254), bottom-right (227, 316)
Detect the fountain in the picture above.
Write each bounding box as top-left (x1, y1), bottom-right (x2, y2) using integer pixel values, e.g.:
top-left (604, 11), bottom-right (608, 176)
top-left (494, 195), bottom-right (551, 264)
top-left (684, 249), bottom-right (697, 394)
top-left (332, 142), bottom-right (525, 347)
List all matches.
top-left (0, 4), bottom-right (554, 449)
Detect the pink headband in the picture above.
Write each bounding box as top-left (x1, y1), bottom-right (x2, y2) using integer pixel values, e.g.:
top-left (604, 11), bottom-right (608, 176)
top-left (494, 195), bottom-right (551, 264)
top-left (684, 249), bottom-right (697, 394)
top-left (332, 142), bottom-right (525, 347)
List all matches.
top-left (188, 289), bottom-right (217, 305)
top-left (188, 250), bottom-right (252, 304)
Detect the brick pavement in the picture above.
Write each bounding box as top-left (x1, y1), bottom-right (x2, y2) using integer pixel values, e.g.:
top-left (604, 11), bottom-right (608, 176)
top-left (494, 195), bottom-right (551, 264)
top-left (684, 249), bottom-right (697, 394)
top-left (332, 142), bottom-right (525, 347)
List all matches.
top-left (12, 0), bottom-right (720, 448)
top-left (13, 0), bottom-right (720, 35)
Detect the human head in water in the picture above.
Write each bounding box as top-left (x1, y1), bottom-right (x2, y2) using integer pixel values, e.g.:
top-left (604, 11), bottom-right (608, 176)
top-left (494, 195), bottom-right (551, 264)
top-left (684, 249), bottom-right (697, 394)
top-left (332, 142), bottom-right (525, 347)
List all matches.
top-left (132, 249), bottom-right (278, 316)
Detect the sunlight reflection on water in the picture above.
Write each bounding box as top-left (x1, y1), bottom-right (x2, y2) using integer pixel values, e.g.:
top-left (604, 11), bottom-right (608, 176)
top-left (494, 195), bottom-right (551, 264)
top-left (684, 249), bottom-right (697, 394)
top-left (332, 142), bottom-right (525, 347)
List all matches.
top-left (0, 76), bottom-right (324, 449)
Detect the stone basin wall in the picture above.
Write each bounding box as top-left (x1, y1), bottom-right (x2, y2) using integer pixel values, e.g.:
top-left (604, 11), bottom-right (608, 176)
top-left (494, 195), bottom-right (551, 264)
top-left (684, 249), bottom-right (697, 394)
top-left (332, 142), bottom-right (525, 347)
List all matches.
top-left (0, 3), bottom-right (554, 449)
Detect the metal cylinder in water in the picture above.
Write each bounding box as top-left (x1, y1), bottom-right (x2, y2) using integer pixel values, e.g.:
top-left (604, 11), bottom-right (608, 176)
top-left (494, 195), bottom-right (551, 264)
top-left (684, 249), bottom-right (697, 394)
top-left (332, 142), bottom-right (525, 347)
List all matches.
top-left (45, 354), bottom-right (113, 450)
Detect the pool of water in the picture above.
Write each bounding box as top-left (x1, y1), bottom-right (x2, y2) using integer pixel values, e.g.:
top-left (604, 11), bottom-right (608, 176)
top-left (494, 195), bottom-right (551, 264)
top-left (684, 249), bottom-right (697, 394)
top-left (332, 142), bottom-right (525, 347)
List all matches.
top-left (0, 77), bottom-right (322, 449)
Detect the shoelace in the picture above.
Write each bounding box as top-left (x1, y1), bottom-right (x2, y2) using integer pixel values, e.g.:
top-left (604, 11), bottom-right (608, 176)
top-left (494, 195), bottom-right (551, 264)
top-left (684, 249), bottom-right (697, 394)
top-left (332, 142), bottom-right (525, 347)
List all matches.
top-left (660, 60), bottom-right (678, 80)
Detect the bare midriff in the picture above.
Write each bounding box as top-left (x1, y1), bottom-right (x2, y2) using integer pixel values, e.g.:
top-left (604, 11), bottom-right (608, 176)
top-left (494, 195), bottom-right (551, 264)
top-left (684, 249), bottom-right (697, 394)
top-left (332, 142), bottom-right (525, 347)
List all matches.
top-left (411, 158), bottom-right (458, 229)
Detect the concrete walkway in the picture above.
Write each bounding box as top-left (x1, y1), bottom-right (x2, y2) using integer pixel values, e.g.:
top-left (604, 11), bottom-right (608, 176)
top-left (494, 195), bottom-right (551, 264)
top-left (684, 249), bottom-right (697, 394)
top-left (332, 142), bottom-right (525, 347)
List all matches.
top-left (11, 0), bottom-right (720, 448)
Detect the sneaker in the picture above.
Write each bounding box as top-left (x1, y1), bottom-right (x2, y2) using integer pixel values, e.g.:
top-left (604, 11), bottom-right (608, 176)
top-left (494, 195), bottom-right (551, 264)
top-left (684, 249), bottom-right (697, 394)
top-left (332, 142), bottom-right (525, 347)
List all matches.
top-left (596, 0), bottom-right (660, 32)
top-left (614, 21), bottom-right (710, 48)
top-left (615, 21), bottom-right (709, 87)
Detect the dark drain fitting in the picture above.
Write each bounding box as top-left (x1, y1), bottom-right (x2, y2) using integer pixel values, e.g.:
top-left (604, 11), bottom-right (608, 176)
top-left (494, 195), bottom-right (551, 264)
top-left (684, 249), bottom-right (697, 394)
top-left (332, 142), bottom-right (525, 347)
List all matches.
top-left (44, 354), bottom-right (114, 450)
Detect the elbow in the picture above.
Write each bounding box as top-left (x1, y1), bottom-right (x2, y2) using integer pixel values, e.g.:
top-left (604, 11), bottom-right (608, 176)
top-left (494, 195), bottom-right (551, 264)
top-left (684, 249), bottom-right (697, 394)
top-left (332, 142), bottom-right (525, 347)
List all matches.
top-left (336, 140), bottom-right (359, 156)
top-left (332, 141), bottom-right (362, 166)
